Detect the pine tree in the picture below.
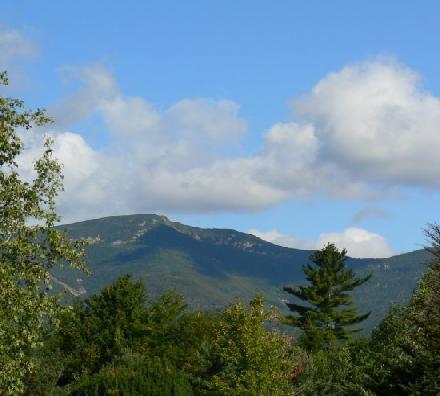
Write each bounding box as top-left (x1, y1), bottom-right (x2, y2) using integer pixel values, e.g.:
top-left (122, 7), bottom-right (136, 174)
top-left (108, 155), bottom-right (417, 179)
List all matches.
top-left (283, 243), bottom-right (371, 351)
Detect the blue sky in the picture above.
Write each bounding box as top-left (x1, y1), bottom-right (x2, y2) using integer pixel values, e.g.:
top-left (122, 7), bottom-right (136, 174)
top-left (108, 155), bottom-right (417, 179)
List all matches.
top-left (1, 1), bottom-right (440, 256)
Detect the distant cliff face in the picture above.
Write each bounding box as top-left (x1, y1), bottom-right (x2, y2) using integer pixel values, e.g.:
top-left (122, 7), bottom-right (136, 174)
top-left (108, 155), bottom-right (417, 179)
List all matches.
top-left (53, 214), bottom-right (430, 332)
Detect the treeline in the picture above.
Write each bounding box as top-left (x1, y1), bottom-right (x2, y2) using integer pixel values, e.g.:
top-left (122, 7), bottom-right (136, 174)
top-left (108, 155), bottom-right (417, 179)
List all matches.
top-left (20, 238), bottom-right (440, 395)
top-left (1, 71), bottom-right (439, 395)
top-left (26, 276), bottom-right (295, 394)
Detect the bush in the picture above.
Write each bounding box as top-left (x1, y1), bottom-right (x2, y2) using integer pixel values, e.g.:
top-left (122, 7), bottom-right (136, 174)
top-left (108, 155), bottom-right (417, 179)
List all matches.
top-left (72, 355), bottom-right (193, 396)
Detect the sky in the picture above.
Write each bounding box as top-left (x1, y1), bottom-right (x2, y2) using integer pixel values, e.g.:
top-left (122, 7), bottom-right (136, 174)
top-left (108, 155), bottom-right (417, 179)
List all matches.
top-left (1, 1), bottom-right (440, 257)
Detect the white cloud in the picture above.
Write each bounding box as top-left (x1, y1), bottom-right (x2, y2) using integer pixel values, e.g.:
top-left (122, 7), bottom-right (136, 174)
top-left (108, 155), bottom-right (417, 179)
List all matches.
top-left (0, 30), bottom-right (36, 67)
top-left (249, 227), bottom-right (394, 258)
top-left (99, 96), bottom-right (159, 136)
top-left (11, 57), bottom-right (440, 222)
top-left (293, 59), bottom-right (440, 187)
top-left (316, 227), bottom-right (394, 258)
top-left (166, 99), bottom-right (247, 142)
top-left (39, 67), bottom-right (277, 219)
top-left (51, 65), bottom-right (118, 128)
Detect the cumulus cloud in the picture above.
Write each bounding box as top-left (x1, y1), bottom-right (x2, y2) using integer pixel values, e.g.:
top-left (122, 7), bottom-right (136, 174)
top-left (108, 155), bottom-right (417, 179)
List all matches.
top-left (316, 228), bottom-right (394, 258)
top-left (37, 67), bottom-right (343, 220)
top-left (34, 67), bottom-right (274, 219)
top-left (293, 59), bottom-right (440, 188)
top-left (249, 227), bottom-right (394, 258)
top-left (12, 57), bottom-right (440, 222)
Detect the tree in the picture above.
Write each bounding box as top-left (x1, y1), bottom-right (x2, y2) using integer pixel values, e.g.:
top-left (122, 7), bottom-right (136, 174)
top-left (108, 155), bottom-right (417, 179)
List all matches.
top-left (56, 274), bottom-right (152, 383)
top-left (356, 224), bottom-right (440, 395)
top-left (56, 274), bottom-right (195, 386)
top-left (0, 71), bottom-right (86, 394)
top-left (200, 296), bottom-right (298, 395)
top-left (293, 342), bottom-right (372, 396)
top-left (283, 243), bottom-right (371, 351)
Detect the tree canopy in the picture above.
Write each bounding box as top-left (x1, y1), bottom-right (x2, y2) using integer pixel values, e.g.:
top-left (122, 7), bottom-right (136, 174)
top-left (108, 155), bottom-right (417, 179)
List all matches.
top-left (0, 71), bottom-right (86, 394)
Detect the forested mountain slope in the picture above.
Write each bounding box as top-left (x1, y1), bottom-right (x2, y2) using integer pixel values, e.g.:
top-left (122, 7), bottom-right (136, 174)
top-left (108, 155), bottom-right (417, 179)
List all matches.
top-left (52, 214), bottom-right (430, 332)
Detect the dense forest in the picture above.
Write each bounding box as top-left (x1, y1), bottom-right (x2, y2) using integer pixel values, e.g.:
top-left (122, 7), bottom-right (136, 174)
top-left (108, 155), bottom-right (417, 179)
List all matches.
top-left (1, 71), bottom-right (439, 395)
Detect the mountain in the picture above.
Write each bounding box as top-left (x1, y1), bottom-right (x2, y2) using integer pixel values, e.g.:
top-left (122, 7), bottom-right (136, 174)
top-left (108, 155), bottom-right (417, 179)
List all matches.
top-left (52, 214), bottom-right (431, 332)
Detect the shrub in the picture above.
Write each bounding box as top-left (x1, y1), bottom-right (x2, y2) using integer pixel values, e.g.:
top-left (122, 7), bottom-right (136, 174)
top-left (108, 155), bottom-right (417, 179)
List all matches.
top-left (72, 355), bottom-right (193, 396)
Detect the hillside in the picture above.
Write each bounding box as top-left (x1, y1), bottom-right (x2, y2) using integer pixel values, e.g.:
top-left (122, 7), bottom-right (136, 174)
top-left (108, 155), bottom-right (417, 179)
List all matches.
top-left (52, 214), bottom-right (431, 332)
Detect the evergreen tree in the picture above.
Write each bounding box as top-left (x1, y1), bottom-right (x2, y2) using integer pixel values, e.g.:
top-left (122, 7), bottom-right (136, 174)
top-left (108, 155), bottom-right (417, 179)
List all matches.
top-left (283, 243), bottom-right (371, 351)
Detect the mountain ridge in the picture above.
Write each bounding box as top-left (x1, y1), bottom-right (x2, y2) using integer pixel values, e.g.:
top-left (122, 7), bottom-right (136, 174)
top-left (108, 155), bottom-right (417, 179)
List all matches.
top-left (53, 214), bottom-right (431, 332)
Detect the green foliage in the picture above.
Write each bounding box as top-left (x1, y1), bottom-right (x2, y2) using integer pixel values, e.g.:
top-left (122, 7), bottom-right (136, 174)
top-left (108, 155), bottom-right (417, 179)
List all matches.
top-left (141, 289), bottom-right (188, 361)
top-left (34, 244), bottom-right (437, 395)
top-left (294, 343), bottom-right (373, 396)
top-left (363, 305), bottom-right (420, 394)
top-left (55, 274), bottom-right (212, 388)
top-left (357, 248), bottom-right (440, 394)
top-left (21, 343), bottom-right (67, 396)
top-left (72, 353), bottom-right (193, 396)
top-left (56, 274), bottom-right (152, 383)
top-left (284, 243), bottom-right (371, 351)
top-left (0, 71), bottom-right (86, 394)
top-left (416, 223), bottom-right (440, 355)
top-left (199, 296), bottom-right (297, 395)
top-left (318, 224), bottom-right (440, 395)
top-left (54, 277), bottom-right (300, 394)
top-left (290, 225), bottom-right (440, 395)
